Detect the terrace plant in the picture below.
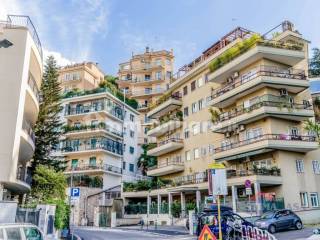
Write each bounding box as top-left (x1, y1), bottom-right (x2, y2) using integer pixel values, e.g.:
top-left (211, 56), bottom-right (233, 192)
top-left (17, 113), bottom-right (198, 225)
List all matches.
top-left (209, 107), bottom-right (221, 123)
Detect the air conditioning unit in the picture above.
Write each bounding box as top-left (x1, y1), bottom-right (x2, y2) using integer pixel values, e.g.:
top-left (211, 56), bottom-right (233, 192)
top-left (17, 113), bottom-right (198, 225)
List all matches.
top-left (233, 72), bottom-right (239, 78)
top-left (239, 125), bottom-right (245, 132)
top-left (280, 89), bottom-right (288, 96)
top-left (225, 132), bottom-right (231, 138)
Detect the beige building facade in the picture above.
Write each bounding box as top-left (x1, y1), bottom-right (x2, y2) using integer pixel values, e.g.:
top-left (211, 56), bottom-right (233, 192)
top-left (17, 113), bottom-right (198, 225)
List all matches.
top-left (117, 48), bottom-right (174, 144)
top-left (0, 15), bottom-right (43, 200)
top-left (122, 22), bottom-right (320, 224)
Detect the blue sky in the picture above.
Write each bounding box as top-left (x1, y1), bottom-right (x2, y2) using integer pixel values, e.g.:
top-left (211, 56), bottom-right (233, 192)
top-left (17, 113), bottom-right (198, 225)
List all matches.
top-left (1, 0), bottom-right (320, 75)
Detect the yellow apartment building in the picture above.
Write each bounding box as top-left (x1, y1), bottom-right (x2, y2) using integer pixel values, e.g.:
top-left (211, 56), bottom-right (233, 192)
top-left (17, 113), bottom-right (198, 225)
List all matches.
top-left (122, 21), bottom-right (320, 225)
top-left (117, 47), bottom-right (174, 144)
top-left (0, 15), bottom-right (43, 201)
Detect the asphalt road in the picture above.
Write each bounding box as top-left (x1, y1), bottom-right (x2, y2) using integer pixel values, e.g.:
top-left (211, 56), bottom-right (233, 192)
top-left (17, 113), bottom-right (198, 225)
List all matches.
top-left (74, 226), bottom-right (317, 240)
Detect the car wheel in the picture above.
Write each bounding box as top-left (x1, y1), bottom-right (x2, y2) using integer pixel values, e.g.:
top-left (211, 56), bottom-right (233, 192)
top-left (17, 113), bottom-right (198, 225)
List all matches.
top-left (295, 221), bottom-right (303, 230)
top-left (268, 225), bottom-right (276, 234)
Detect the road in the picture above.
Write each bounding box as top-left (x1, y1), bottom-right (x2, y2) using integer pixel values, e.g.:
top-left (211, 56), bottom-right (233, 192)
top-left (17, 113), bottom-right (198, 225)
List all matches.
top-left (74, 226), bottom-right (317, 240)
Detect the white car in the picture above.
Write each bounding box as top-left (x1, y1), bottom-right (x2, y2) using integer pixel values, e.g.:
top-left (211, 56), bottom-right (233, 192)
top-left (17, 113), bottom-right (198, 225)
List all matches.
top-left (0, 223), bottom-right (45, 240)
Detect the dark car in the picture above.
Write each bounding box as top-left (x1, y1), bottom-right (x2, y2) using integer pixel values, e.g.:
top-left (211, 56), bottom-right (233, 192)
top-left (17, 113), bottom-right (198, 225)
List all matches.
top-left (254, 209), bottom-right (303, 234)
top-left (196, 208), bottom-right (253, 239)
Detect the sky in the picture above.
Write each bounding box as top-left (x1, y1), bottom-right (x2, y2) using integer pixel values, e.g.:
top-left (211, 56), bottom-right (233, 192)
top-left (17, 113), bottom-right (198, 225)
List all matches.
top-left (1, 0), bottom-right (320, 75)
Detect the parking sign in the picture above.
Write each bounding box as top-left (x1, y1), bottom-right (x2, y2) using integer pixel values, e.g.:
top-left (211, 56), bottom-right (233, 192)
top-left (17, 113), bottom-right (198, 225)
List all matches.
top-left (70, 188), bottom-right (80, 198)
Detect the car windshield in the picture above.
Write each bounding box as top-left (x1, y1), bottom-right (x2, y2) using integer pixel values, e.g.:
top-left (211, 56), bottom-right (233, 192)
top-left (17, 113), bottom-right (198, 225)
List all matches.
top-left (260, 211), bottom-right (275, 219)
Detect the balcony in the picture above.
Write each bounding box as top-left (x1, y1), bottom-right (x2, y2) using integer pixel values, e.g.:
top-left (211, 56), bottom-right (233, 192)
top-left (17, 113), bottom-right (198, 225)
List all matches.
top-left (147, 138), bottom-right (184, 156)
top-left (64, 103), bottom-right (124, 122)
top-left (130, 88), bottom-right (165, 98)
top-left (208, 39), bottom-right (305, 84)
top-left (147, 159), bottom-right (184, 176)
top-left (211, 97), bottom-right (314, 133)
top-left (24, 73), bottom-right (40, 124)
top-left (214, 134), bottom-right (318, 161)
top-left (117, 77), bottom-right (165, 86)
top-left (147, 94), bottom-right (183, 119)
top-left (61, 138), bottom-right (123, 157)
top-left (148, 120), bottom-right (182, 137)
top-left (19, 121), bottom-right (35, 162)
top-left (64, 164), bottom-right (122, 176)
top-left (208, 66), bottom-right (308, 108)
top-left (63, 122), bottom-right (123, 139)
top-left (226, 168), bottom-right (282, 186)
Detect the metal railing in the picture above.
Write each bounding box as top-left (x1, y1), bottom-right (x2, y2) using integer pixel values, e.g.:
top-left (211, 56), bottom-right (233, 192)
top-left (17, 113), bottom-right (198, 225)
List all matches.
top-left (131, 88), bottom-right (165, 96)
top-left (149, 138), bottom-right (183, 149)
top-left (209, 66), bottom-right (306, 100)
top-left (214, 96), bottom-right (312, 123)
top-left (6, 15), bottom-right (42, 60)
top-left (16, 167), bottom-right (32, 185)
top-left (64, 123), bottom-right (123, 137)
top-left (148, 158), bottom-right (184, 170)
top-left (227, 168), bottom-right (281, 178)
top-left (27, 73), bottom-right (40, 101)
top-left (66, 164), bottom-right (122, 174)
top-left (215, 134), bottom-right (317, 153)
top-left (173, 171), bottom-right (208, 186)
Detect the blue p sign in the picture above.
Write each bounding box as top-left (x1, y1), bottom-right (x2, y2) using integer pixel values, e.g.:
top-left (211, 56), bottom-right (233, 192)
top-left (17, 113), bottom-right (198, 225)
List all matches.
top-left (71, 188), bottom-right (80, 197)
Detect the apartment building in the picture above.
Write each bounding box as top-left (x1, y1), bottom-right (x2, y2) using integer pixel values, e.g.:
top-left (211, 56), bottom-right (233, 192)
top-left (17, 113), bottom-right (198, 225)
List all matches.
top-left (0, 15), bottom-right (43, 200)
top-left (122, 21), bottom-right (320, 224)
top-left (117, 47), bottom-right (174, 144)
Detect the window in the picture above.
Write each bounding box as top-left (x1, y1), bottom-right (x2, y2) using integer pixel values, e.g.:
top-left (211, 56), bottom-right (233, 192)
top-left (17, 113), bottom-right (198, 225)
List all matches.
top-left (123, 161), bottom-right (126, 170)
top-left (166, 58), bottom-right (171, 65)
top-left (312, 160), bottom-right (320, 174)
top-left (192, 102), bottom-right (198, 113)
top-left (74, 122), bottom-right (81, 128)
top-left (198, 99), bottom-right (204, 111)
top-left (310, 193), bottom-right (319, 207)
top-left (91, 120), bottom-right (98, 127)
top-left (290, 126), bottom-right (299, 136)
top-left (5, 228), bottom-right (22, 240)
top-left (185, 151), bottom-right (191, 161)
top-left (208, 144), bottom-right (214, 155)
top-left (300, 192), bottom-right (309, 207)
top-left (166, 71), bottom-right (172, 79)
top-left (145, 74), bottom-right (151, 81)
top-left (191, 81), bottom-right (196, 91)
top-left (183, 86), bottom-right (188, 96)
top-left (130, 130), bottom-right (135, 138)
top-left (197, 77), bottom-right (204, 87)
top-left (89, 157), bottom-right (96, 167)
top-left (192, 124), bottom-right (200, 135)
top-left (194, 148), bottom-right (199, 159)
top-left (183, 107), bottom-right (189, 117)
top-left (71, 159), bottom-right (78, 168)
top-left (155, 71), bottom-right (162, 80)
top-left (24, 227), bottom-right (43, 240)
top-left (296, 159), bottom-right (304, 173)
top-left (130, 114), bottom-right (134, 121)
top-left (129, 163), bottom-right (134, 172)
top-left (184, 128), bottom-right (189, 139)
top-left (129, 147), bottom-right (134, 154)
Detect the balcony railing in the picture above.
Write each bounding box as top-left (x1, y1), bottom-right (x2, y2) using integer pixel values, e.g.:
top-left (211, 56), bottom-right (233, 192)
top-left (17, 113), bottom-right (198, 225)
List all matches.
top-left (227, 168), bottom-right (281, 178)
top-left (172, 171), bottom-right (208, 186)
top-left (209, 66), bottom-right (306, 101)
top-left (28, 73), bottom-right (40, 101)
top-left (66, 164), bottom-right (122, 174)
top-left (214, 96), bottom-right (312, 123)
top-left (16, 167), bottom-right (32, 185)
top-left (215, 134), bottom-right (317, 153)
top-left (65, 103), bottom-right (124, 120)
top-left (61, 138), bottom-right (123, 155)
top-left (148, 158), bottom-right (184, 171)
top-left (118, 77), bottom-right (166, 83)
top-left (131, 88), bottom-right (165, 96)
top-left (22, 121), bottom-right (35, 143)
top-left (149, 138), bottom-right (183, 150)
top-left (63, 123), bottom-right (123, 137)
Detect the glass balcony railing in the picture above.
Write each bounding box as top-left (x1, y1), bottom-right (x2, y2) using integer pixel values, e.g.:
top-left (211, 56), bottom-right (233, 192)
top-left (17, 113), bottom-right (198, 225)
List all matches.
top-left (215, 134), bottom-right (317, 153)
top-left (61, 137), bottom-right (123, 155)
top-left (148, 138), bottom-right (183, 150)
top-left (28, 73), bottom-right (40, 101)
top-left (63, 122), bottom-right (123, 137)
top-left (209, 66), bottom-right (306, 101)
top-left (66, 163), bottom-right (122, 174)
top-left (227, 168), bottom-right (281, 178)
top-left (213, 95), bottom-right (312, 123)
top-left (148, 158), bottom-right (184, 171)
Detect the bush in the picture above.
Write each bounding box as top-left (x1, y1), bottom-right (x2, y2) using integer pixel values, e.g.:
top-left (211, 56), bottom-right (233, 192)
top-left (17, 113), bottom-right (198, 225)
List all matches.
top-left (171, 201), bottom-right (181, 218)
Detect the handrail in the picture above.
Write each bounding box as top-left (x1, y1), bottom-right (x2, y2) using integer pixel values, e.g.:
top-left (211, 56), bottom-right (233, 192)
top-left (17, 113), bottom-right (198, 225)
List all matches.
top-left (148, 158), bottom-right (184, 170)
top-left (215, 134), bottom-right (317, 153)
top-left (209, 66), bottom-right (306, 101)
top-left (214, 97), bottom-right (312, 123)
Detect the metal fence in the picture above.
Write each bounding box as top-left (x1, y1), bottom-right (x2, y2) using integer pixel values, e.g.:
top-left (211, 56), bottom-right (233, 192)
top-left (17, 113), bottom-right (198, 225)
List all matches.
top-left (15, 208), bottom-right (40, 225)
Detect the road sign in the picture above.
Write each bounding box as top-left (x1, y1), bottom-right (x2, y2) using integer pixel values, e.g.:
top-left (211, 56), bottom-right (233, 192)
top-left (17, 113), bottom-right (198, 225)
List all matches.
top-left (199, 225), bottom-right (217, 240)
top-left (245, 179), bottom-right (251, 188)
top-left (210, 169), bottom-right (227, 196)
top-left (246, 187), bottom-right (252, 195)
top-left (70, 187), bottom-right (80, 198)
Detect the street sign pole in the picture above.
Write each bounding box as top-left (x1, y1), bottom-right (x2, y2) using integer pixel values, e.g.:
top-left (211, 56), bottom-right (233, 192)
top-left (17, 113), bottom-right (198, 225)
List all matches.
top-left (217, 195), bottom-right (222, 240)
top-left (69, 167), bottom-right (74, 239)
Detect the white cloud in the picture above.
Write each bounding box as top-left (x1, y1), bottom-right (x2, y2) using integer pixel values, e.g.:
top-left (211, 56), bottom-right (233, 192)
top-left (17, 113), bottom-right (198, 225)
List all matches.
top-left (43, 49), bottom-right (73, 67)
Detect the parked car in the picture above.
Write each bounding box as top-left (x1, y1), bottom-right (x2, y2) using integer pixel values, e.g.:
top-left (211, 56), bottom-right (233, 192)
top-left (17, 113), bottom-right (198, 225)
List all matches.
top-left (0, 223), bottom-right (44, 240)
top-left (254, 209), bottom-right (303, 234)
top-left (196, 207), bottom-right (253, 239)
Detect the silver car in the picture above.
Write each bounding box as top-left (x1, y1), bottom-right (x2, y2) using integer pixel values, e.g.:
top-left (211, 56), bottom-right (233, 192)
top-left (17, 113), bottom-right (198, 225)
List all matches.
top-left (0, 223), bottom-right (45, 240)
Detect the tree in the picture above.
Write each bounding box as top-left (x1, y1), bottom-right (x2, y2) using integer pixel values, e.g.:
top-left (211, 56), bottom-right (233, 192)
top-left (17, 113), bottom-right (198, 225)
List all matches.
top-left (137, 144), bottom-right (157, 175)
top-left (31, 56), bottom-right (63, 172)
top-left (309, 48), bottom-right (320, 77)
